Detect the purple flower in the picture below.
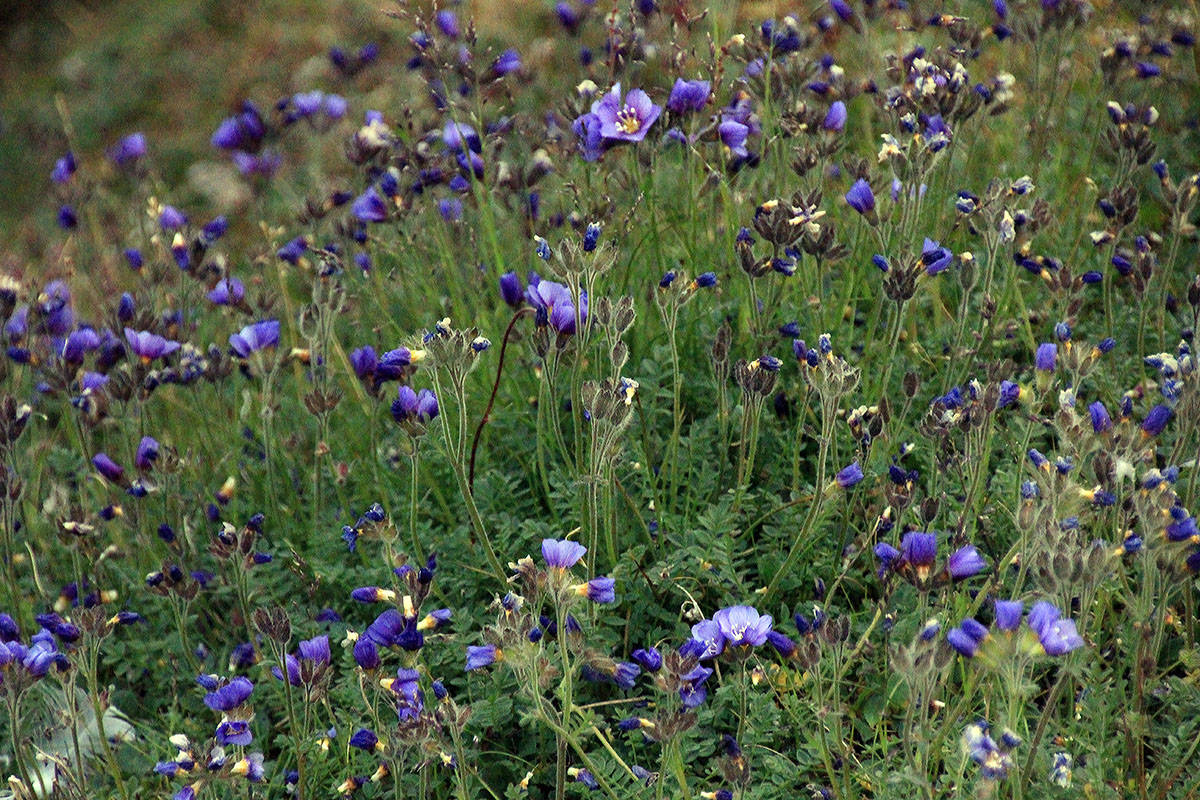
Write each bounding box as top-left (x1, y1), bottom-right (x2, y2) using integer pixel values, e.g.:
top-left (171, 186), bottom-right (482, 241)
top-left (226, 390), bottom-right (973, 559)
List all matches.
top-left (713, 605), bottom-right (773, 648)
top-left (60, 328), bottom-right (100, 363)
top-left (947, 619), bottom-right (988, 657)
top-left (124, 328), bottom-right (180, 363)
top-left (353, 638), bottom-right (380, 670)
top-left (491, 49), bottom-right (521, 76)
top-left (684, 619), bottom-right (725, 660)
top-left (542, 538), bottom-right (587, 569)
top-left (718, 120), bottom-right (750, 157)
top-left (465, 644), bottom-right (501, 671)
top-left (631, 647), bottom-right (662, 671)
top-left (435, 9), bottom-right (460, 38)
top-left (530, 280), bottom-right (587, 334)
top-left (229, 320), bottom-right (281, 357)
top-left (873, 542), bottom-right (901, 575)
top-left (900, 532), bottom-right (938, 571)
top-left (993, 600), bottom-right (1023, 631)
top-left (324, 94), bottom-right (348, 120)
top-left (135, 436), bottom-right (160, 470)
top-left (579, 576), bottom-right (616, 603)
top-left (835, 461), bottom-right (864, 488)
top-left (438, 198), bottom-right (463, 222)
top-left (208, 277), bottom-right (246, 306)
top-left (216, 720), bottom-right (253, 746)
top-left (499, 272), bottom-right (524, 307)
top-left (823, 101), bottom-right (847, 132)
top-left (109, 132), bottom-right (147, 166)
top-left (442, 121), bottom-right (480, 154)
top-left (572, 112), bottom-right (605, 161)
top-left (51, 152), bottom-right (77, 184)
top-left (204, 676), bottom-right (254, 711)
top-left (1141, 404), bottom-right (1172, 436)
top-left (1027, 602), bottom-right (1083, 655)
top-left (298, 635), bottom-right (330, 664)
top-left (276, 237), bottom-right (308, 264)
top-left (92, 453), bottom-right (125, 483)
top-left (678, 664), bottom-right (712, 707)
top-left (920, 239), bottom-right (954, 275)
top-left (946, 545), bottom-right (987, 579)
top-left (57, 206), bottom-right (78, 230)
top-left (666, 79), bottom-right (710, 113)
top-left (350, 728), bottom-right (380, 751)
top-left (159, 206), bottom-right (188, 232)
top-left (1035, 342), bottom-right (1057, 371)
top-left (392, 386), bottom-right (439, 423)
top-left (1089, 401), bottom-right (1113, 432)
top-left (845, 178), bottom-right (876, 218)
top-left (592, 84), bottom-right (661, 143)
top-left (231, 753), bottom-right (264, 782)
top-left (352, 187), bottom-right (389, 223)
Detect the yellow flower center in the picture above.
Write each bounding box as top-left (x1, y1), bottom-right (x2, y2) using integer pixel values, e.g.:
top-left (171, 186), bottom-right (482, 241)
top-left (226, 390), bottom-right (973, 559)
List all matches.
top-left (616, 106), bottom-right (642, 134)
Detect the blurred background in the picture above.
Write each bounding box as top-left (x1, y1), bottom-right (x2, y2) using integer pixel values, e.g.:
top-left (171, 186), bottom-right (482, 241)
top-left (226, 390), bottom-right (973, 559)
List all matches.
top-left (0, 0), bottom-right (549, 261)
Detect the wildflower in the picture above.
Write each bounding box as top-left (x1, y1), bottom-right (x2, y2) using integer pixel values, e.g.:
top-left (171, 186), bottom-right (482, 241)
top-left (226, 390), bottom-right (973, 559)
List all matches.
top-left (679, 664), bottom-right (712, 707)
top-left (229, 320), bottom-right (281, 357)
top-left (352, 187), bottom-right (389, 223)
top-left (823, 100), bottom-right (847, 132)
top-left (877, 532), bottom-right (986, 587)
top-left (490, 49), bottom-right (521, 77)
top-left (276, 237), bottom-right (308, 264)
top-left (1026, 602), bottom-right (1083, 656)
top-left (718, 120), bottom-right (750, 157)
top-left (465, 644), bottom-right (502, 670)
top-left (416, 609), bottom-right (452, 631)
top-left (845, 178), bottom-right (877, 222)
top-left (529, 280), bottom-right (587, 334)
top-left (543, 538), bottom-right (587, 569)
top-left (208, 277), bottom-right (245, 306)
top-left (351, 586), bottom-right (396, 603)
top-left (835, 461), bottom-right (864, 488)
top-left (945, 545), bottom-right (987, 579)
top-left (135, 436), bottom-right (159, 470)
top-left (51, 152), bottom-right (77, 184)
top-left (920, 239), bottom-right (954, 275)
top-left (92, 452), bottom-right (125, 483)
top-left (582, 222), bottom-right (602, 252)
top-left (109, 132), bottom-right (147, 166)
top-left (349, 728), bottom-right (383, 752)
top-left (963, 721), bottom-right (1017, 780)
top-left (947, 618), bottom-right (990, 657)
top-left (499, 272), bottom-right (524, 307)
top-left (994, 600), bottom-right (1023, 631)
top-left (203, 676), bottom-right (253, 711)
top-left (1089, 401), bottom-right (1113, 432)
top-left (230, 752), bottom-right (265, 782)
top-left (631, 647), bottom-right (662, 671)
top-left (124, 329), bottom-right (180, 363)
top-left (682, 619), bottom-right (725, 660)
top-left (592, 84), bottom-right (661, 143)
top-left (1050, 752), bottom-right (1073, 787)
top-left (392, 386), bottom-right (439, 423)
top-left (1035, 342), bottom-right (1057, 371)
top-left (1141, 404), bottom-right (1172, 436)
top-left (576, 577), bottom-right (616, 603)
top-left (215, 720), bottom-right (253, 746)
top-left (713, 605), bottom-right (773, 648)
top-left (666, 79), bottom-right (710, 113)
